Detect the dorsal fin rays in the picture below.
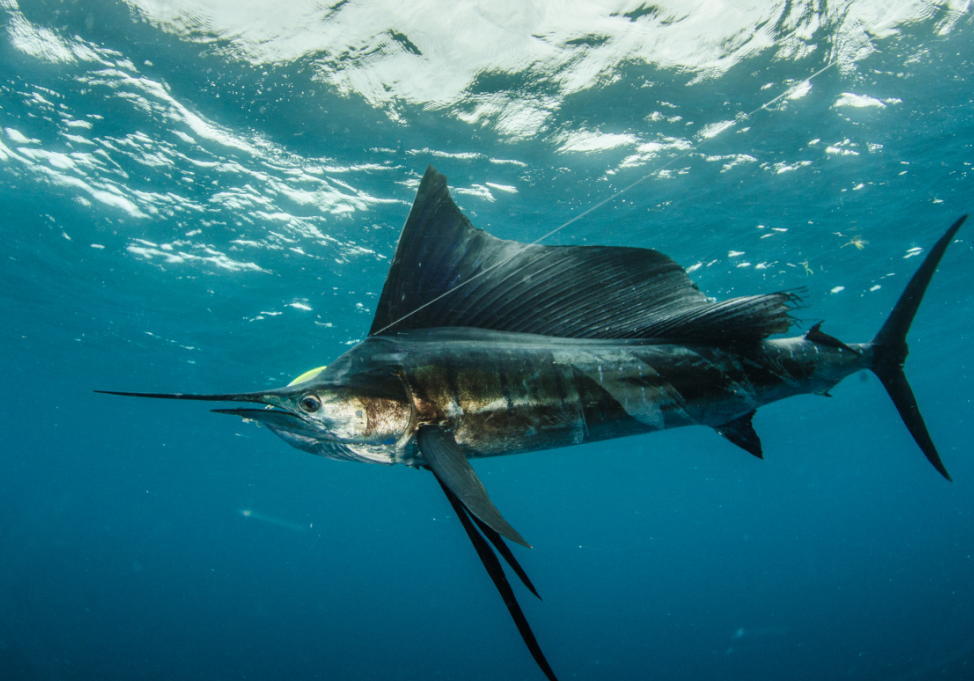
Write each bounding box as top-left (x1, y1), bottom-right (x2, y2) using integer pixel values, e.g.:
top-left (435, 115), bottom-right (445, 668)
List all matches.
top-left (369, 166), bottom-right (796, 344)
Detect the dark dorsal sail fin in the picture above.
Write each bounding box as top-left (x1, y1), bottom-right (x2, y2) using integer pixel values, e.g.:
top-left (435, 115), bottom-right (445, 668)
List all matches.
top-left (370, 166), bottom-right (795, 343)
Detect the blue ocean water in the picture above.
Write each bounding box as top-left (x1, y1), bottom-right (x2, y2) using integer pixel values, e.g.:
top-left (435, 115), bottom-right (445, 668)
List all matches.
top-left (2, 2), bottom-right (973, 680)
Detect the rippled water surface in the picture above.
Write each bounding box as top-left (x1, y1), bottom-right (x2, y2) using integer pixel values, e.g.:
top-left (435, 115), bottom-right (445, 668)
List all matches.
top-left (2, 2), bottom-right (973, 680)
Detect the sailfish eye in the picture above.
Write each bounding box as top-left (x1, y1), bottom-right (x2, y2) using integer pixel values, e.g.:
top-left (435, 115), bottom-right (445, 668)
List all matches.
top-left (299, 394), bottom-right (321, 413)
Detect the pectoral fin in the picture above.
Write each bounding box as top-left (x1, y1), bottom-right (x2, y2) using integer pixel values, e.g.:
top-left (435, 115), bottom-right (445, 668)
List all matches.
top-left (417, 426), bottom-right (530, 548)
top-left (715, 410), bottom-right (763, 459)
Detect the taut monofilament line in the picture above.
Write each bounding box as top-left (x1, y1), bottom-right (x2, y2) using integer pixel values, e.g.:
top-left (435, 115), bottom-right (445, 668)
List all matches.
top-left (372, 61), bottom-right (838, 336)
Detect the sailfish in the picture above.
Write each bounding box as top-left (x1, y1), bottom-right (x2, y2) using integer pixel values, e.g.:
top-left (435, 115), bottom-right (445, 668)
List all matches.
top-left (99, 166), bottom-right (966, 680)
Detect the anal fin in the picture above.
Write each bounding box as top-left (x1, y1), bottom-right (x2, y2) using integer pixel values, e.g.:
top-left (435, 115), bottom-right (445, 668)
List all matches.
top-left (417, 426), bottom-right (530, 548)
top-left (715, 410), bottom-right (763, 459)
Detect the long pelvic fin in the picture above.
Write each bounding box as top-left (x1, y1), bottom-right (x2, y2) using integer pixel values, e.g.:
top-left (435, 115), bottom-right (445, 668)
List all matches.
top-left (434, 476), bottom-right (558, 681)
top-left (469, 513), bottom-right (542, 601)
top-left (417, 426), bottom-right (530, 548)
top-left (870, 215), bottom-right (967, 481)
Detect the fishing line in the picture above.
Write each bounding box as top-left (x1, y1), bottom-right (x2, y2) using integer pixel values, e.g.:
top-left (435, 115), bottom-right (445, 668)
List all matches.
top-left (374, 61), bottom-right (837, 336)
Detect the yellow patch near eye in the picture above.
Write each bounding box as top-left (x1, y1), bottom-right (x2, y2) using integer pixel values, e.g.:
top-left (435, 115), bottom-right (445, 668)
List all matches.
top-left (287, 365), bottom-right (328, 386)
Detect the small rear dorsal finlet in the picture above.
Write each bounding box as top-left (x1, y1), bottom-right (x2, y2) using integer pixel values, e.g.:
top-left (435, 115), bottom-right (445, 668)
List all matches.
top-left (804, 322), bottom-right (859, 354)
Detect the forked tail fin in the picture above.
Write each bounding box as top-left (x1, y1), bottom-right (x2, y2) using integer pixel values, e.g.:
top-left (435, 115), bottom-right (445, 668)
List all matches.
top-left (870, 215), bottom-right (967, 481)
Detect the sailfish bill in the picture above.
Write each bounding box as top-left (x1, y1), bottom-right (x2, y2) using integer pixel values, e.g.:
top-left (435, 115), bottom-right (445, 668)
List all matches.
top-left (94, 389), bottom-right (273, 403)
top-left (99, 165), bottom-right (966, 680)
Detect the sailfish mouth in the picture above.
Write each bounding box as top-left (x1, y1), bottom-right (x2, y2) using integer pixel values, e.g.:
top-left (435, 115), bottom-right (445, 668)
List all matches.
top-left (209, 407), bottom-right (322, 435)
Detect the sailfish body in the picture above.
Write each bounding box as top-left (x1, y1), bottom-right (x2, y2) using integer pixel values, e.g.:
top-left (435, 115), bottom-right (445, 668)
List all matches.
top-left (99, 166), bottom-right (966, 681)
top-left (282, 327), bottom-right (871, 467)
